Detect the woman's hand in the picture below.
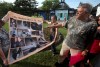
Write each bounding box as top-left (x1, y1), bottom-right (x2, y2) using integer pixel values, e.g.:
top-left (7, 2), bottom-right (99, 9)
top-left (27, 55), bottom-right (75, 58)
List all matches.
top-left (81, 50), bottom-right (88, 56)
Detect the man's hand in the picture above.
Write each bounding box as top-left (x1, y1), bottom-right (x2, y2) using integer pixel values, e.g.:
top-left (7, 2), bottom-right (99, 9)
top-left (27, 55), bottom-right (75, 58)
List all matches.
top-left (3, 59), bottom-right (8, 65)
top-left (81, 50), bottom-right (88, 56)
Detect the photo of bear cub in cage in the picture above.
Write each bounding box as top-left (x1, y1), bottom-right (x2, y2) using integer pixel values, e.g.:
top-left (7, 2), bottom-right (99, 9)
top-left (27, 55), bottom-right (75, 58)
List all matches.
top-left (31, 30), bottom-right (39, 36)
top-left (17, 29), bottom-right (32, 38)
top-left (10, 37), bottom-right (25, 48)
top-left (21, 37), bottom-right (39, 55)
top-left (31, 22), bottom-right (42, 31)
top-left (9, 37), bottom-right (39, 63)
top-left (10, 18), bottom-right (17, 28)
top-left (37, 37), bottom-right (48, 47)
top-left (17, 20), bottom-right (30, 29)
top-left (8, 47), bottom-right (23, 63)
top-left (10, 28), bottom-right (17, 37)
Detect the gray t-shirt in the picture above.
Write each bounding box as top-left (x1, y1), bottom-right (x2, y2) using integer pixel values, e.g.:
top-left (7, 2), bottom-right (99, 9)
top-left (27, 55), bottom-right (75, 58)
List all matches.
top-left (65, 16), bottom-right (97, 50)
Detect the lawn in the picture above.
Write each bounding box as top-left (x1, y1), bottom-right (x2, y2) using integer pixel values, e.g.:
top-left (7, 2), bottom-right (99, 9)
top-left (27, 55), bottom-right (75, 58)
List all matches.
top-left (0, 22), bottom-right (67, 67)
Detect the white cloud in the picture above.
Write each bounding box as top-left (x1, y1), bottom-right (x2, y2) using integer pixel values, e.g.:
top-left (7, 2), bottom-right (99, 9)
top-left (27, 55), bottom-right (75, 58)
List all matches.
top-left (1, 0), bottom-right (15, 3)
top-left (37, 0), bottom-right (45, 7)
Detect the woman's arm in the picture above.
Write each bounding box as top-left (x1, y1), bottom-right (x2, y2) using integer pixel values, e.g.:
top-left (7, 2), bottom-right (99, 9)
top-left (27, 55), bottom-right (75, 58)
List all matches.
top-left (47, 23), bottom-right (64, 28)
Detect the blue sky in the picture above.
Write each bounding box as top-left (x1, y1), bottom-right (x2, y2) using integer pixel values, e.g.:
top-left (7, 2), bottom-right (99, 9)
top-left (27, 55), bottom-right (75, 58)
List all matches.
top-left (0, 0), bottom-right (100, 8)
top-left (65, 0), bottom-right (100, 8)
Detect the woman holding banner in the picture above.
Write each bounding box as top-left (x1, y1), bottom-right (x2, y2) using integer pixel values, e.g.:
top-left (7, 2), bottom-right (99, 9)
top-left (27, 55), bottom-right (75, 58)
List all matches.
top-left (49, 15), bottom-right (59, 55)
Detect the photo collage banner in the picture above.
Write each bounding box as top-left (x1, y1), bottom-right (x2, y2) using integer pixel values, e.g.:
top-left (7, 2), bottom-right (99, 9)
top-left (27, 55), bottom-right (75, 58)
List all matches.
top-left (2, 11), bottom-right (53, 64)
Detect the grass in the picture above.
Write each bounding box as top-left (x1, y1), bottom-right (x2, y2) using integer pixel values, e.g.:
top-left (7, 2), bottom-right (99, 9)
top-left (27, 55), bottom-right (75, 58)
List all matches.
top-left (3, 22), bottom-right (9, 32)
top-left (32, 16), bottom-right (43, 18)
top-left (0, 22), bottom-right (67, 67)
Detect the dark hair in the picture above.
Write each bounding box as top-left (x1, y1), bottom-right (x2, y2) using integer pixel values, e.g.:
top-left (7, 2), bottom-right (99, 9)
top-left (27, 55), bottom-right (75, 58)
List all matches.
top-left (51, 15), bottom-right (57, 21)
top-left (78, 3), bottom-right (93, 13)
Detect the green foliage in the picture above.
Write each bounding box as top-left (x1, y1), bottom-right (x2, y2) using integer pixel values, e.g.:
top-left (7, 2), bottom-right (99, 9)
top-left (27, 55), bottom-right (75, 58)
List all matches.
top-left (13, 0), bottom-right (38, 16)
top-left (3, 22), bottom-right (9, 32)
top-left (58, 28), bottom-right (67, 37)
top-left (14, 0), bottom-right (37, 9)
top-left (0, 2), bottom-right (13, 19)
top-left (51, 0), bottom-right (60, 9)
top-left (41, 0), bottom-right (59, 10)
top-left (41, 0), bottom-right (52, 10)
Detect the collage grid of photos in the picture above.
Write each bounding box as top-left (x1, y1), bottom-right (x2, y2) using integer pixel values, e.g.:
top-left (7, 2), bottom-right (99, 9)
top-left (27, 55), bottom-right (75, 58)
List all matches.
top-left (8, 18), bottom-right (48, 64)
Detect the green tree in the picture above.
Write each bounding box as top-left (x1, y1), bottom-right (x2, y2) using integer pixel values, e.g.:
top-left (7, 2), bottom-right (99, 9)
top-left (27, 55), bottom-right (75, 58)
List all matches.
top-left (41, 0), bottom-right (59, 10)
top-left (13, 0), bottom-right (38, 16)
top-left (51, 0), bottom-right (60, 9)
top-left (0, 2), bottom-right (13, 19)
